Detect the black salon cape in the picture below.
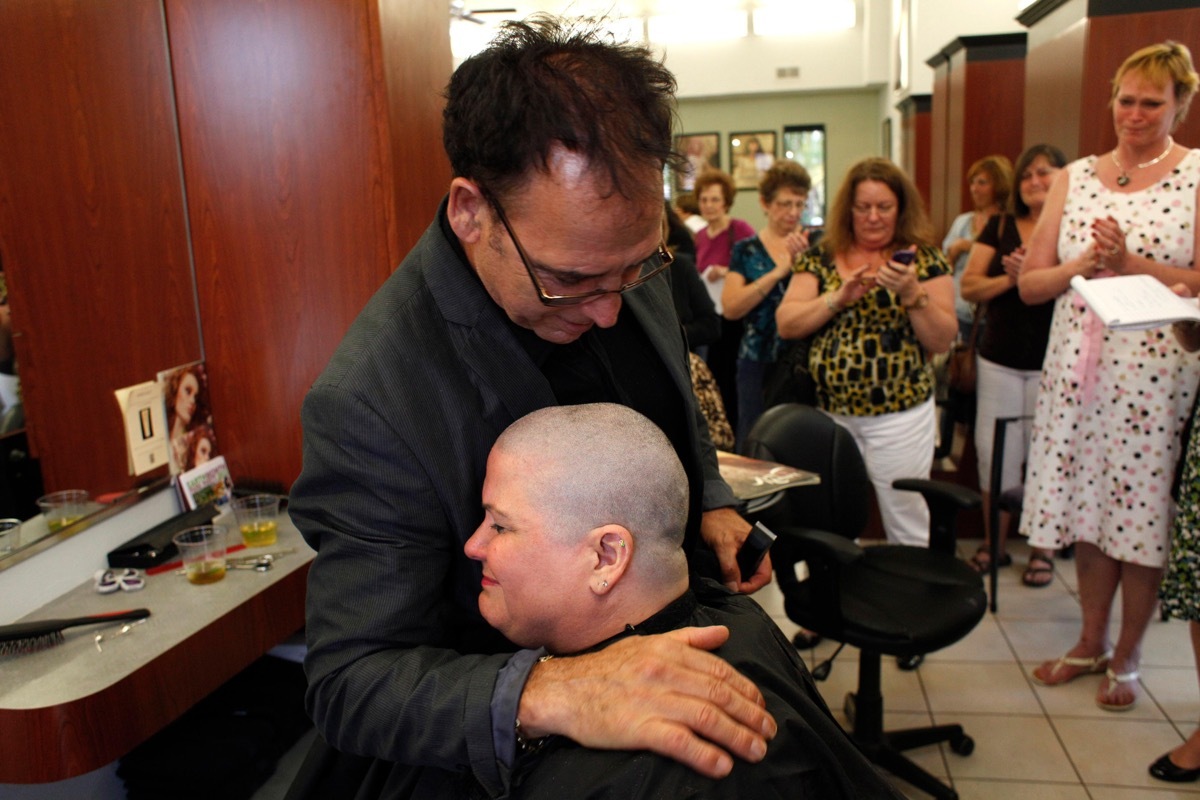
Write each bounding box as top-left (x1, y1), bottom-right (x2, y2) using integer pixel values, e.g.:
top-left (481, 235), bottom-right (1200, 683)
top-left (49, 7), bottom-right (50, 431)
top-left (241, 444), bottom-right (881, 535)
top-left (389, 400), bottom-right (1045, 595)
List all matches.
top-left (504, 579), bottom-right (902, 799)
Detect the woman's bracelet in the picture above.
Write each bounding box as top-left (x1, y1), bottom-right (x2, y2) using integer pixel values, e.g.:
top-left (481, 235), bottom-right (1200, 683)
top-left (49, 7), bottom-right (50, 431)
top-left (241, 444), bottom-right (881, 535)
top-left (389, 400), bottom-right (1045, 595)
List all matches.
top-left (823, 293), bottom-right (840, 313)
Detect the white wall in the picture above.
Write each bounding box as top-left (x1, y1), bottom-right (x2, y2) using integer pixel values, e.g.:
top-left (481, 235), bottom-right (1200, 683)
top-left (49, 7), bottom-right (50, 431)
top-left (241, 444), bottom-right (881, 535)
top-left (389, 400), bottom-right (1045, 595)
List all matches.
top-left (907, 0), bottom-right (1029, 95)
top-left (485, 0), bottom-right (1032, 100)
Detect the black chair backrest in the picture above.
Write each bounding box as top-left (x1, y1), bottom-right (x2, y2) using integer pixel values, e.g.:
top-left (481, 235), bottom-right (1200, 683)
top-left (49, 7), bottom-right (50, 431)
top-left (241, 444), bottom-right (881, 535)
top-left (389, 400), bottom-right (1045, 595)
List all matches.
top-left (743, 403), bottom-right (872, 540)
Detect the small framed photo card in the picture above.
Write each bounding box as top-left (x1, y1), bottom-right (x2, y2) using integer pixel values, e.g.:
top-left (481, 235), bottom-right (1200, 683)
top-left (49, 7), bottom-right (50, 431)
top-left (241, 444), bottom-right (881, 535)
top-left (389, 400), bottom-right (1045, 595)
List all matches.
top-left (730, 131), bottom-right (777, 190)
top-left (673, 132), bottom-right (720, 194)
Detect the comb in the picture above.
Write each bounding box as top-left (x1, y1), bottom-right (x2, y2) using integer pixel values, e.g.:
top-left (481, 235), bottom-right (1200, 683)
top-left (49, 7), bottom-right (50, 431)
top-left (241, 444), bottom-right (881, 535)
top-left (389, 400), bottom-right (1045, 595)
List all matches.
top-left (0, 608), bottom-right (151, 656)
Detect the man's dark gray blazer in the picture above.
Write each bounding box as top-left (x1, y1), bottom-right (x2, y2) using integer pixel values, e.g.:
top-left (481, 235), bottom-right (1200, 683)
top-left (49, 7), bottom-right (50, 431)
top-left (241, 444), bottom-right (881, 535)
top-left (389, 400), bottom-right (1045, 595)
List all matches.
top-left (289, 205), bottom-right (737, 797)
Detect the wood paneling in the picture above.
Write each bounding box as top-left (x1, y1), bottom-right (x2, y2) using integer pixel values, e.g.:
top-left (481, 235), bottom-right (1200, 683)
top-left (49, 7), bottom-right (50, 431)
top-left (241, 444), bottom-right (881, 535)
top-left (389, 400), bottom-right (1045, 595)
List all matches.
top-left (928, 36), bottom-right (1027, 240)
top-left (166, 0), bottom-right (449, 488)
top-left (929, 64), bottom-right (951, 241)
top-left (376, 0), bottom-right (455, 258)
top-left (898, 95), bottom-right (932, 208)
top-left (0, 0), bottom-right (452, 496)
top-left (1023, 19), bottom-right (1087, 160)
top-left (0, 0), bottom-right (199, 494)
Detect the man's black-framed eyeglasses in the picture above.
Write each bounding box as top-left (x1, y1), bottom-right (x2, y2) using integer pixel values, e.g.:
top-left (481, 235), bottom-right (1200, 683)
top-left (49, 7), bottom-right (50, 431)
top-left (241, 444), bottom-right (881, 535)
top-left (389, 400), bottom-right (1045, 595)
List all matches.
top-left (489, 198), bottom-right (673, 307)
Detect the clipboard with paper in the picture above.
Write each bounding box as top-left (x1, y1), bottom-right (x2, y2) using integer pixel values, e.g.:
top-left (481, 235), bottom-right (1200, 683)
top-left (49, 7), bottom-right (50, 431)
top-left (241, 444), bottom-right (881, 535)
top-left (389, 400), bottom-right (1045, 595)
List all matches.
top-left (1070, 274), bottom-right (1200, 331)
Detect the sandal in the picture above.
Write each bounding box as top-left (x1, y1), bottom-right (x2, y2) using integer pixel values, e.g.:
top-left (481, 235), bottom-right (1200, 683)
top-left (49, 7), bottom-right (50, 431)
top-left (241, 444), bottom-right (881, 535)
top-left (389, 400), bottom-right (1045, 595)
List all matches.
top-left (1097, 667), bottom-right (1140, 711)
top-left (968, 546), bottom-right (1012, 573)
top-left (1031, 650), bottom-right (1112, 686)
top-left (1022, 554), bottom-right (1055, 588)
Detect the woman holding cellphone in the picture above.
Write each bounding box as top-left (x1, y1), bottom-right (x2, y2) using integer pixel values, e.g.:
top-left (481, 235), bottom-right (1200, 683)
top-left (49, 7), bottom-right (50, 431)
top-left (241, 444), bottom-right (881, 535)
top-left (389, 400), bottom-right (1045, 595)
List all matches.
top-left (776, 158), bottom-right (956, 546)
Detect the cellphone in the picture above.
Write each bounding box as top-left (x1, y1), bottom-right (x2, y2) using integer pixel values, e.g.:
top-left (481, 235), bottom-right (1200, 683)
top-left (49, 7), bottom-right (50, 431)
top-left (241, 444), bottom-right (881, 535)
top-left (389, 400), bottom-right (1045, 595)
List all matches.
top-left (805, 227), bottom-right (825, 246)
top-left (736, 522), bottom-right (778, 582)
top-left (892, 250), bottom-right (916, 266)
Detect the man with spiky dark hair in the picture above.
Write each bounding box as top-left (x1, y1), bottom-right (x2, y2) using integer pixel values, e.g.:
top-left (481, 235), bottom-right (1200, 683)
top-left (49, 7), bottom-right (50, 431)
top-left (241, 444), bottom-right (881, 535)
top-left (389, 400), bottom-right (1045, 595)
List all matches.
top-left (288, 16), bottom-right (776, 799)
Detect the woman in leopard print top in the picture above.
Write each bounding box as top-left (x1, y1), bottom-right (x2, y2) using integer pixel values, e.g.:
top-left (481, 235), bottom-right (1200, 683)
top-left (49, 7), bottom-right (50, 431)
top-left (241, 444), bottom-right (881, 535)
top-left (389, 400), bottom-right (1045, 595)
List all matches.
top-left (776, 158), bottom-right (956, 546)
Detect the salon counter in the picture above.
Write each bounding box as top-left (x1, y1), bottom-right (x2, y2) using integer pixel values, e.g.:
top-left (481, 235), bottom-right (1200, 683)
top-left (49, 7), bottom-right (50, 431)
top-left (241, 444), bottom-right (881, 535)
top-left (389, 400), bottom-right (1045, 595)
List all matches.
top-left (0, 512), bottom-right (313, 784)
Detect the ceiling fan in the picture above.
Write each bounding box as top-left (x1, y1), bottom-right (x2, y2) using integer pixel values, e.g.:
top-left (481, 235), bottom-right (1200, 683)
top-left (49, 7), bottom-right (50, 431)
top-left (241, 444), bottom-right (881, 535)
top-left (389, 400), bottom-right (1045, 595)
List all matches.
top-left (449, 1), bottom-right (518, 25)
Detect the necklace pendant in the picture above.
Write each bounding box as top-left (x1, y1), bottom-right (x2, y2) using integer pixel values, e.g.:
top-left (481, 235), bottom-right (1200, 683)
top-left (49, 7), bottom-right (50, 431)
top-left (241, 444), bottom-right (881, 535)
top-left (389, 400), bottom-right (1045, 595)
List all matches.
top-left (1117, 173), bottom-right (1130, 187)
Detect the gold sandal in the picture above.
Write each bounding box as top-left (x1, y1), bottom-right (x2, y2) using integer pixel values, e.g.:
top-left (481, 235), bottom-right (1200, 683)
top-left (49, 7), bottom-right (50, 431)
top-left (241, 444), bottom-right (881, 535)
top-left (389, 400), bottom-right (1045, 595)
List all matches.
top-left (1097, 667), bottom-right (1140, 711)
top-left (1031, 650), bottom-right (1112, 686)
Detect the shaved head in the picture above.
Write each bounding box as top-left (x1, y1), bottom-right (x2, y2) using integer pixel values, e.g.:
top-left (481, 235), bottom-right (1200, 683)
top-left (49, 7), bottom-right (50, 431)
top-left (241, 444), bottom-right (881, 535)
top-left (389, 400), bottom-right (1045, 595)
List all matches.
top-left (495, 403), bottom-right (688, 575)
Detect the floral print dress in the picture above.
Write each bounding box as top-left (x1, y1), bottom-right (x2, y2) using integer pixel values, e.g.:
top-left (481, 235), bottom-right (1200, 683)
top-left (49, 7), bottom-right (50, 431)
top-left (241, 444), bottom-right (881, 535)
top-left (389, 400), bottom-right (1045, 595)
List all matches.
top-left (1161, 401), bottom-right (1200, 619)
top-left (1019, 151), bottom-right (1200, 567)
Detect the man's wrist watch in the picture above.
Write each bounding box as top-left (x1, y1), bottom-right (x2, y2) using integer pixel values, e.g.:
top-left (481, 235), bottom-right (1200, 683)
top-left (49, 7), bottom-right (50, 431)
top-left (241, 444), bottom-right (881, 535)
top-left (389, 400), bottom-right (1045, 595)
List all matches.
top-left (515, 717), bottom-right (548, 755)
top-left (515, 653), bottom-right (554, 755)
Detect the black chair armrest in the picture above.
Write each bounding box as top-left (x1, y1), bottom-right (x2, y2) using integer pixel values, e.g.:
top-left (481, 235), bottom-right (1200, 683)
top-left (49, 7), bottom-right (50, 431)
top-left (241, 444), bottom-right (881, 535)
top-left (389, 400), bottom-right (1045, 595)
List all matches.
top-left (770, 525), bottom-right (860, 634)
top-left (893, 478), bottom-right (982, 555)
top-left (774, 525), bottom-right (864, 566)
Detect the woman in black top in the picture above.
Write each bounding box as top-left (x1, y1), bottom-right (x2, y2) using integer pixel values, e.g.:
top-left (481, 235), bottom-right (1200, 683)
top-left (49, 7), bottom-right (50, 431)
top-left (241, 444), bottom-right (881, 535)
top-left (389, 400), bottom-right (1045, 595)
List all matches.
top-left (961, 144), bottom-right (1067, 586)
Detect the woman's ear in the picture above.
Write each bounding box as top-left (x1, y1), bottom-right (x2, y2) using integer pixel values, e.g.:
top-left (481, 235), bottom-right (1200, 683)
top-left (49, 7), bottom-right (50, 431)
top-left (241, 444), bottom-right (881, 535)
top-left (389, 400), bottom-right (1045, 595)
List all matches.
top-left (589, 524), bottom-right (632, 595)
top-left (447, 177), bottom-right (487, 244)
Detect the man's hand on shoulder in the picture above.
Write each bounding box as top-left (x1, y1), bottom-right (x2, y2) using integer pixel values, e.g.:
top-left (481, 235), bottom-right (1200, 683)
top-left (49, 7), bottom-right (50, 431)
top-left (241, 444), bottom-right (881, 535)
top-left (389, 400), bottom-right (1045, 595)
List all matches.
top-left (701, 507), bottom-right (771, 593)
top-left (516, 626), bottom-right (777, 779)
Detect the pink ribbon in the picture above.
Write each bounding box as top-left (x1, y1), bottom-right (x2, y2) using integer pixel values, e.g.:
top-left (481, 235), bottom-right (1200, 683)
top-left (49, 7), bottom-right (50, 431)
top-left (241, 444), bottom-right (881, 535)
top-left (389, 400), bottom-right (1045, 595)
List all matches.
top-left (1070, 290), bottom-right (1105, 406)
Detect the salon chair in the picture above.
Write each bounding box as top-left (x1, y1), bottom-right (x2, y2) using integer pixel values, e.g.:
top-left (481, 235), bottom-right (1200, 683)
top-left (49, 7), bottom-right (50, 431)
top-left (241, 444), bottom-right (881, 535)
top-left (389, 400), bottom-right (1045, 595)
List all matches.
top-left (744, 403), bottom-right (986, 800)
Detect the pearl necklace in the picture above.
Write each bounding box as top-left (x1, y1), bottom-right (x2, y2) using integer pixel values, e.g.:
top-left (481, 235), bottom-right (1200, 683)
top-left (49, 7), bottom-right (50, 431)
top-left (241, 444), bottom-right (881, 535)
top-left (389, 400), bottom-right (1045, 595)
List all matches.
top-left (1112, 136), bottom-right (1174, 186)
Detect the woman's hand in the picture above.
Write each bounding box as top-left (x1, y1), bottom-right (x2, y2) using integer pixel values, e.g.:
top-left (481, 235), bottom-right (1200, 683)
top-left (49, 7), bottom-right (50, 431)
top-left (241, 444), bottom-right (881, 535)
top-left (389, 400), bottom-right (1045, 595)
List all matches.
top-left (1170, 283), bottom-right (1200, 352)
top-left (875, 250), bottom-right (920, 302)
top-left (783, 229), bottom-right (810, 259)
top-left (1091, 215), bottom-right (1127, 273)
top-left (1001, 246), bottom-right (1025, 281)
top-left (835, 264), bottom-right (874, 308)
top-left (705, 265), bottom-right (729, 283)
top-left (945, 237), bottom-right (972, 262)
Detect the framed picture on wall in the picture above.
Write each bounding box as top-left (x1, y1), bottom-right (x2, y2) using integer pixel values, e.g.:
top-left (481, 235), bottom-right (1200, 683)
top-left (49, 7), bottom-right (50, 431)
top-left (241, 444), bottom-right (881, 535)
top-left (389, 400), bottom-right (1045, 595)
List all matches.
top-left (730, 131), bottom-right (776, 190)
top-left (673, 132), bottom-right (720, 194)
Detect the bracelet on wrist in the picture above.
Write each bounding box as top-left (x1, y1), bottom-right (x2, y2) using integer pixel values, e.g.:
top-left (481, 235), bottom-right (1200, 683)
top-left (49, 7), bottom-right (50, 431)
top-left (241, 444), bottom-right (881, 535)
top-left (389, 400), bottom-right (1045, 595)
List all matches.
top-left (903, 289), bottom-right (930, 311)
top-left (823, 293), bottom-right (840, 313)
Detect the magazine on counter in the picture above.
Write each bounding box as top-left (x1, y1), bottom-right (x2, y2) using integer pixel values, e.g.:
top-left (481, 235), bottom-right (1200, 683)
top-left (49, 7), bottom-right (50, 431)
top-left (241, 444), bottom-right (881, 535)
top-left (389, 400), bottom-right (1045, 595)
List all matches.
top-left (176, 455), bottom-right (234, 511)
top-left (1070, 274), bottom-right (1200, 331)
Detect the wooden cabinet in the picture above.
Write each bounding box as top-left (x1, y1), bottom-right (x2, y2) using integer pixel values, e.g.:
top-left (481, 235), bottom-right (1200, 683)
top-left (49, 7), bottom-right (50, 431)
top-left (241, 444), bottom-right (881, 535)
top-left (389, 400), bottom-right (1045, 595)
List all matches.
top-left (0, 0), bottom-right (451, 495)
top-left (897, 94), bottom-right (932, 209)
top-left (926, 34), bottom-right (1027, 240)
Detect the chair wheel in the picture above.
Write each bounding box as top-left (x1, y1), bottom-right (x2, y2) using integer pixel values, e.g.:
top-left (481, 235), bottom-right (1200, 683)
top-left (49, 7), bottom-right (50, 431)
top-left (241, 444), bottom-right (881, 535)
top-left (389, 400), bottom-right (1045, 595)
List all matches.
top-left (843, 692), bottom-right (856, 725)
top-left (950, 734), bottom-right (974, 756)
top-left (897, 653), bottom-right (924, 671)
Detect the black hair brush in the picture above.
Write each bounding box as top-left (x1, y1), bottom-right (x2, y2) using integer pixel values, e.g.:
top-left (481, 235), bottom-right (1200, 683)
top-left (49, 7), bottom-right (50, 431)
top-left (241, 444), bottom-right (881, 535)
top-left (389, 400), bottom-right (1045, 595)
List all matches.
top-left (0, 608), bottom-right (151, 656)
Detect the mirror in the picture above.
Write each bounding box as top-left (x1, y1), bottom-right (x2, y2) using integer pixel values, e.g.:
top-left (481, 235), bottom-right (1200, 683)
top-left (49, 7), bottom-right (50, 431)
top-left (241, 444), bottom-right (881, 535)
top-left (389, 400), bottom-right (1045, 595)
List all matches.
top-left (0, 476), bottom-right (170, 573)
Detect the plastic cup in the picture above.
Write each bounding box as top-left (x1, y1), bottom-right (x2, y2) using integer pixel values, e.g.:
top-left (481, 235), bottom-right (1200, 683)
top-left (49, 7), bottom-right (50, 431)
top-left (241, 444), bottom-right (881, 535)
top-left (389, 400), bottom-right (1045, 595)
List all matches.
top-left (173, 525), bottom-right (227, 585)
top-left (37, 490), bottom-right (91, 533)
top-left (232, 494), bottom-right (281, 548)
top-left (0, 518), bottom-right (20, 553)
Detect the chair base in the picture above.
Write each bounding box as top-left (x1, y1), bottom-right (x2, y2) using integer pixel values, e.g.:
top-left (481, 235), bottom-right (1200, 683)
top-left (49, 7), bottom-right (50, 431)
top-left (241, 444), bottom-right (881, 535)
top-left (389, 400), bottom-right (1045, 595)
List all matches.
top-left (844, 651), bottom-right (974, 800)
top-left (852, 718), bottom-right (972, 800)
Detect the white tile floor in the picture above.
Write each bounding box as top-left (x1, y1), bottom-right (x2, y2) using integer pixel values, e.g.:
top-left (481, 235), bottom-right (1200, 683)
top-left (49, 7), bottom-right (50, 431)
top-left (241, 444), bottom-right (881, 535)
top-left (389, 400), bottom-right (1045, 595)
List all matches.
top-left (254, 536), bottom-right (1200, 799)
top-left (752, 537), bottom-right (1200, 799)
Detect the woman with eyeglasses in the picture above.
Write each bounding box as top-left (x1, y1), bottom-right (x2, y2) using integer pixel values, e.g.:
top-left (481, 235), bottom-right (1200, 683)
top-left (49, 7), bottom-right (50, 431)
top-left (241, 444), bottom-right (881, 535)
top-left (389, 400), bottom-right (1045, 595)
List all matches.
top-left (722, 161), bottom-right (811, 447)
top-left (776, 157), bottom-right (956, 546)
top-left (959, 144), bottom-right (1066, 585)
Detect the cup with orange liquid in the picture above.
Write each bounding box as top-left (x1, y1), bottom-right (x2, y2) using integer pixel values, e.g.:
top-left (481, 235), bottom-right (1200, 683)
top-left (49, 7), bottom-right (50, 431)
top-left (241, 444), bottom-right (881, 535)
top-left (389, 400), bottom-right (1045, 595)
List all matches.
top-left (232, 494), bottom-right (281, 548)
top-left (174, 525), bottom-right (228, 585)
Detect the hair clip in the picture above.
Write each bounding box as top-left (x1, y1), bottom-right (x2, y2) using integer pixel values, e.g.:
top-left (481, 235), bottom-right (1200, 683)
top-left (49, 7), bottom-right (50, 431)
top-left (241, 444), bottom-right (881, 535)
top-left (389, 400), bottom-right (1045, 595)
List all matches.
top-left (94, 568), bottom-right (144, 594)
